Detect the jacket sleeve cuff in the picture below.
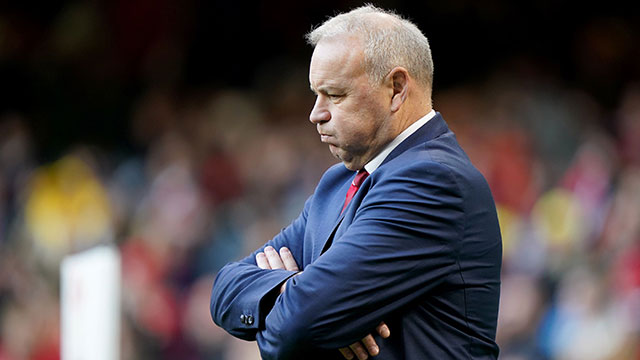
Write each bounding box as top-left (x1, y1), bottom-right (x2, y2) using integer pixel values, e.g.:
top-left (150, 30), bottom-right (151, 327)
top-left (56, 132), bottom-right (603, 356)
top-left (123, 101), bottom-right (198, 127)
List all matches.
top-left (226, 269), bottom-right (298, 333)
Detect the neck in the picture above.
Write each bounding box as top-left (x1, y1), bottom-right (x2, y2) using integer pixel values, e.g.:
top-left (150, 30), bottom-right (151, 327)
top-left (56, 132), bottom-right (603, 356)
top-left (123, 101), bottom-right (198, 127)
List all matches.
top-left (393, 100), bottom-right (432, 137)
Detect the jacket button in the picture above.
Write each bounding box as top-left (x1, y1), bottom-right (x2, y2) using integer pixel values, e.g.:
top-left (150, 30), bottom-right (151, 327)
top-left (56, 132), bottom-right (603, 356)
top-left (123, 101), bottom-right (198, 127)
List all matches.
top-left (246, 315), bottom-right (254, 325)
top-left (240, 314), bottom-right (247, 324)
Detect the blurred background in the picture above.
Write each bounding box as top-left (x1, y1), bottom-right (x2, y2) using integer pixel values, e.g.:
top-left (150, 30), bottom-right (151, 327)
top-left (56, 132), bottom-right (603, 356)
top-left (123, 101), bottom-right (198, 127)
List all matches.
top-left (1, 0), bottom-right (639, 359)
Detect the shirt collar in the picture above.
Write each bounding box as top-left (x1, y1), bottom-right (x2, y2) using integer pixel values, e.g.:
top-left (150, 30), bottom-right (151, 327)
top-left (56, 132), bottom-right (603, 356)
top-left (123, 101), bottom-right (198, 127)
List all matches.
top-left (364, 109), bottom-right (436, 174)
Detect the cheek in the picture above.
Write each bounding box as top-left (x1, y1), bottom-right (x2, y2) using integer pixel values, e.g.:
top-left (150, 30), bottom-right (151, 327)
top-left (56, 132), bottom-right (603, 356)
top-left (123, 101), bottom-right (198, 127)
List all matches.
top-left (332, 97), bottom-right (385, 143)
top-left (338, 121), bottom-right (375, 151)
top-left (333, 115), bottom-right (362, 142)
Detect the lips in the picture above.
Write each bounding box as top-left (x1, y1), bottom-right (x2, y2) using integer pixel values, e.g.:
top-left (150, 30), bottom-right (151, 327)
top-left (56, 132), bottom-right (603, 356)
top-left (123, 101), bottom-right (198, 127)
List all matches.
top-left (317, 125), bottom-right (337, 144)
top-left (319, 133), bottom-right (332, 143)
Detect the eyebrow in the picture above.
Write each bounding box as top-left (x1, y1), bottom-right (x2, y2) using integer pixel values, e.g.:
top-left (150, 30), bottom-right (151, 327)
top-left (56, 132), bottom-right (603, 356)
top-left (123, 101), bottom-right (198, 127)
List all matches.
top-left (310, 85), bottom-right (344, 94)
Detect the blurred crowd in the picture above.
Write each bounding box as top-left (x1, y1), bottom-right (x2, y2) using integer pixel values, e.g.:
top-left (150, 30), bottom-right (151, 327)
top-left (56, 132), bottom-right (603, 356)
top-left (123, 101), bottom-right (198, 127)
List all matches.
top-left (1, 1), bottom-right (640, 360)
top-left (443, 78), bottom-right (640, 360)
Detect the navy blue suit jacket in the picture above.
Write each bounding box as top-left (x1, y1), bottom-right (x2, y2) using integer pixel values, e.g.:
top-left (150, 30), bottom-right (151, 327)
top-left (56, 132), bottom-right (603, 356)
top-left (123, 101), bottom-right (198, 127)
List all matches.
top-left (210, 113), bottom-right (502, 359)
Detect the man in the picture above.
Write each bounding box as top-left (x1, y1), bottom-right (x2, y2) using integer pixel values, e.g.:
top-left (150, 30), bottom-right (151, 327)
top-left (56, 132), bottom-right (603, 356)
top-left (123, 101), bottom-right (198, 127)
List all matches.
top-left (211, 5), bottom-right (502, 360)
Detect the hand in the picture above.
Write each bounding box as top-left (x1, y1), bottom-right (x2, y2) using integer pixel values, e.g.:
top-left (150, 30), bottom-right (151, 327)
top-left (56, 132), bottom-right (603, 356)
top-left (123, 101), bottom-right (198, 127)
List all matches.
top-left (256, 246), bottom-right (389, 359)
top-left (256, 246), bottom-right (300, 293)
top-left (338, 322), bottom-right (390, 360)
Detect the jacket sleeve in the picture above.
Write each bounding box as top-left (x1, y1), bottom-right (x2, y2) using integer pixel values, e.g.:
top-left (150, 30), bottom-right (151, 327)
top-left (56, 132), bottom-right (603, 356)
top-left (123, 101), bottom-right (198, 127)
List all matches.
top-left (210, 196), bottom-right (312, 340)
top-left (255, 163), bottom-right (466, 359)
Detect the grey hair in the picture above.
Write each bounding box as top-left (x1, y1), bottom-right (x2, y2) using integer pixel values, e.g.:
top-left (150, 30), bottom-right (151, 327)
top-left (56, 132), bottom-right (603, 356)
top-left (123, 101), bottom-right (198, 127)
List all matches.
top-left (305, 4), bottom-right (434, 90)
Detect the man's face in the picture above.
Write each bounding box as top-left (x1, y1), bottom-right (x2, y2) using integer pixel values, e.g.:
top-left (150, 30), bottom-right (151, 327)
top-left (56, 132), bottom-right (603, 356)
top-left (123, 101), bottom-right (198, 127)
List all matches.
top-left (309, 36), bottom-right (394, 171)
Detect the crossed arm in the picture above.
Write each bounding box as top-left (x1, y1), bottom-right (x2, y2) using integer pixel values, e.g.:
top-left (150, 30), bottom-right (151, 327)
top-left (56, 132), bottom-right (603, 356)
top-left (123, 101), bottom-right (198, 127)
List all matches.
top-left (211, 163), bottom-right (463, 359)
top-left (256, 245), bottom-right (390, 360)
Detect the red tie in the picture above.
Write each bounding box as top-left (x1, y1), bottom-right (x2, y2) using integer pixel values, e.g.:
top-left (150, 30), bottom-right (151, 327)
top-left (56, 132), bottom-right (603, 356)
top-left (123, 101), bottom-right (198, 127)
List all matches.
top-left (341, 170), bottom-right (369, 214)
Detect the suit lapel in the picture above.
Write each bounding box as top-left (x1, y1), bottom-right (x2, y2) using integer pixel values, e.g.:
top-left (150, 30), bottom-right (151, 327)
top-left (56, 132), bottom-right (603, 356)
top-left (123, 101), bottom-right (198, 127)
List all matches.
top-left (312, 174), bottom-right (352, 261)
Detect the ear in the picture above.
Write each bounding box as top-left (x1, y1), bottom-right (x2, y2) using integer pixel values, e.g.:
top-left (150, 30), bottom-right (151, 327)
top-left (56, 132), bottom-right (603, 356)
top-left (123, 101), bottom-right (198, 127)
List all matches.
top-left (388, 67), bottom-right (410, 112)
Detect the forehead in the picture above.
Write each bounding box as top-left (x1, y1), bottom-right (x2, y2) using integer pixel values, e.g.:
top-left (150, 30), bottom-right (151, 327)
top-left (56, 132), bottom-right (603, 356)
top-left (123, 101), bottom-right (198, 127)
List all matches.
top-left (309, 36), bottom-right (365, 89)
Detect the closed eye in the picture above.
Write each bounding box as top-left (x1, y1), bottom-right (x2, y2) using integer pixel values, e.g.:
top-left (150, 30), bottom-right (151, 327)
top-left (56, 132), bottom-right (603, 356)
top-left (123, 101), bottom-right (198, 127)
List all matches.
top-left (309, 86), bottom-right (346, 101)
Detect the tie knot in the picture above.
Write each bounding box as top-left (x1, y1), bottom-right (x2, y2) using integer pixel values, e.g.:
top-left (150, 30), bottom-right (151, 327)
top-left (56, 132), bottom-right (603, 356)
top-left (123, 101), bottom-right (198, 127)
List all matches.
top-left (352, 170), bottom-right (369, 188)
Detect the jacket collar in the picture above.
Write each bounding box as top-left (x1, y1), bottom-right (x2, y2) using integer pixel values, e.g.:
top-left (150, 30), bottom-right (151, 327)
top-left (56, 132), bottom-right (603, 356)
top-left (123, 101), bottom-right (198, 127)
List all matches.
top-left (378, 111), bottom-right (449, 169)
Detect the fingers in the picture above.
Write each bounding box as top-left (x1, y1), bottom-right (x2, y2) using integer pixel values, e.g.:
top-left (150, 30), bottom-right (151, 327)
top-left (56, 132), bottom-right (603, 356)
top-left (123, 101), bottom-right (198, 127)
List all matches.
top-left (279, 247), bottom-right (299, 271)
top-left (349, 341), bottom-right (370, 360)
top-left (257, 246), bottom-right (300, 272)
top-left (264, 246), bottom-right (285, 269)
top-left (256, 252), bottom-right (271, 269)
top-left (257, 246), bottom-right (300, 295)
top-left (339, 347), bottom-right (355, 359)
top-left (338, 324), bottom-right (388, 359)
top-left (360, 334), bottom-right (379, 356)
top-left (376, 322), bottom-right (390, 338)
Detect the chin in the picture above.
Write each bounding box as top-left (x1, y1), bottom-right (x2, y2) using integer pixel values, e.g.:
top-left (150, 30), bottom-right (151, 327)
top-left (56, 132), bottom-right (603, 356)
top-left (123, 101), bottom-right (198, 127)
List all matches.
top-left (341, 160), bottom-right (362, 171)
top-left (332, 150), bottom-right (362, 171)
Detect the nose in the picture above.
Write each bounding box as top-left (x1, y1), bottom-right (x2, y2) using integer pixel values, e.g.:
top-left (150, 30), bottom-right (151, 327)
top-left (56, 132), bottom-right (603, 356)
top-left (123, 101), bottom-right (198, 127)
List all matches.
top-left (309, 96), bottom-right (331, 124)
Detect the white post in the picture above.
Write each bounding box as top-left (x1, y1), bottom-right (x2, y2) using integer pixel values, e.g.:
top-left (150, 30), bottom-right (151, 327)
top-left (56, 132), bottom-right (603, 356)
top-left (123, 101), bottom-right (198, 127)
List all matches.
top-left (61, 245), bottom-right (121, 360)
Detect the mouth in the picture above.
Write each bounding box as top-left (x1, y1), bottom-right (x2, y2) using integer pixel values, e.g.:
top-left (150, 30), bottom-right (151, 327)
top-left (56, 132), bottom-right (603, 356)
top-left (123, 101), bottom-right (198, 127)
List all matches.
top-left (319, 133), bottom-right (333, 143)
